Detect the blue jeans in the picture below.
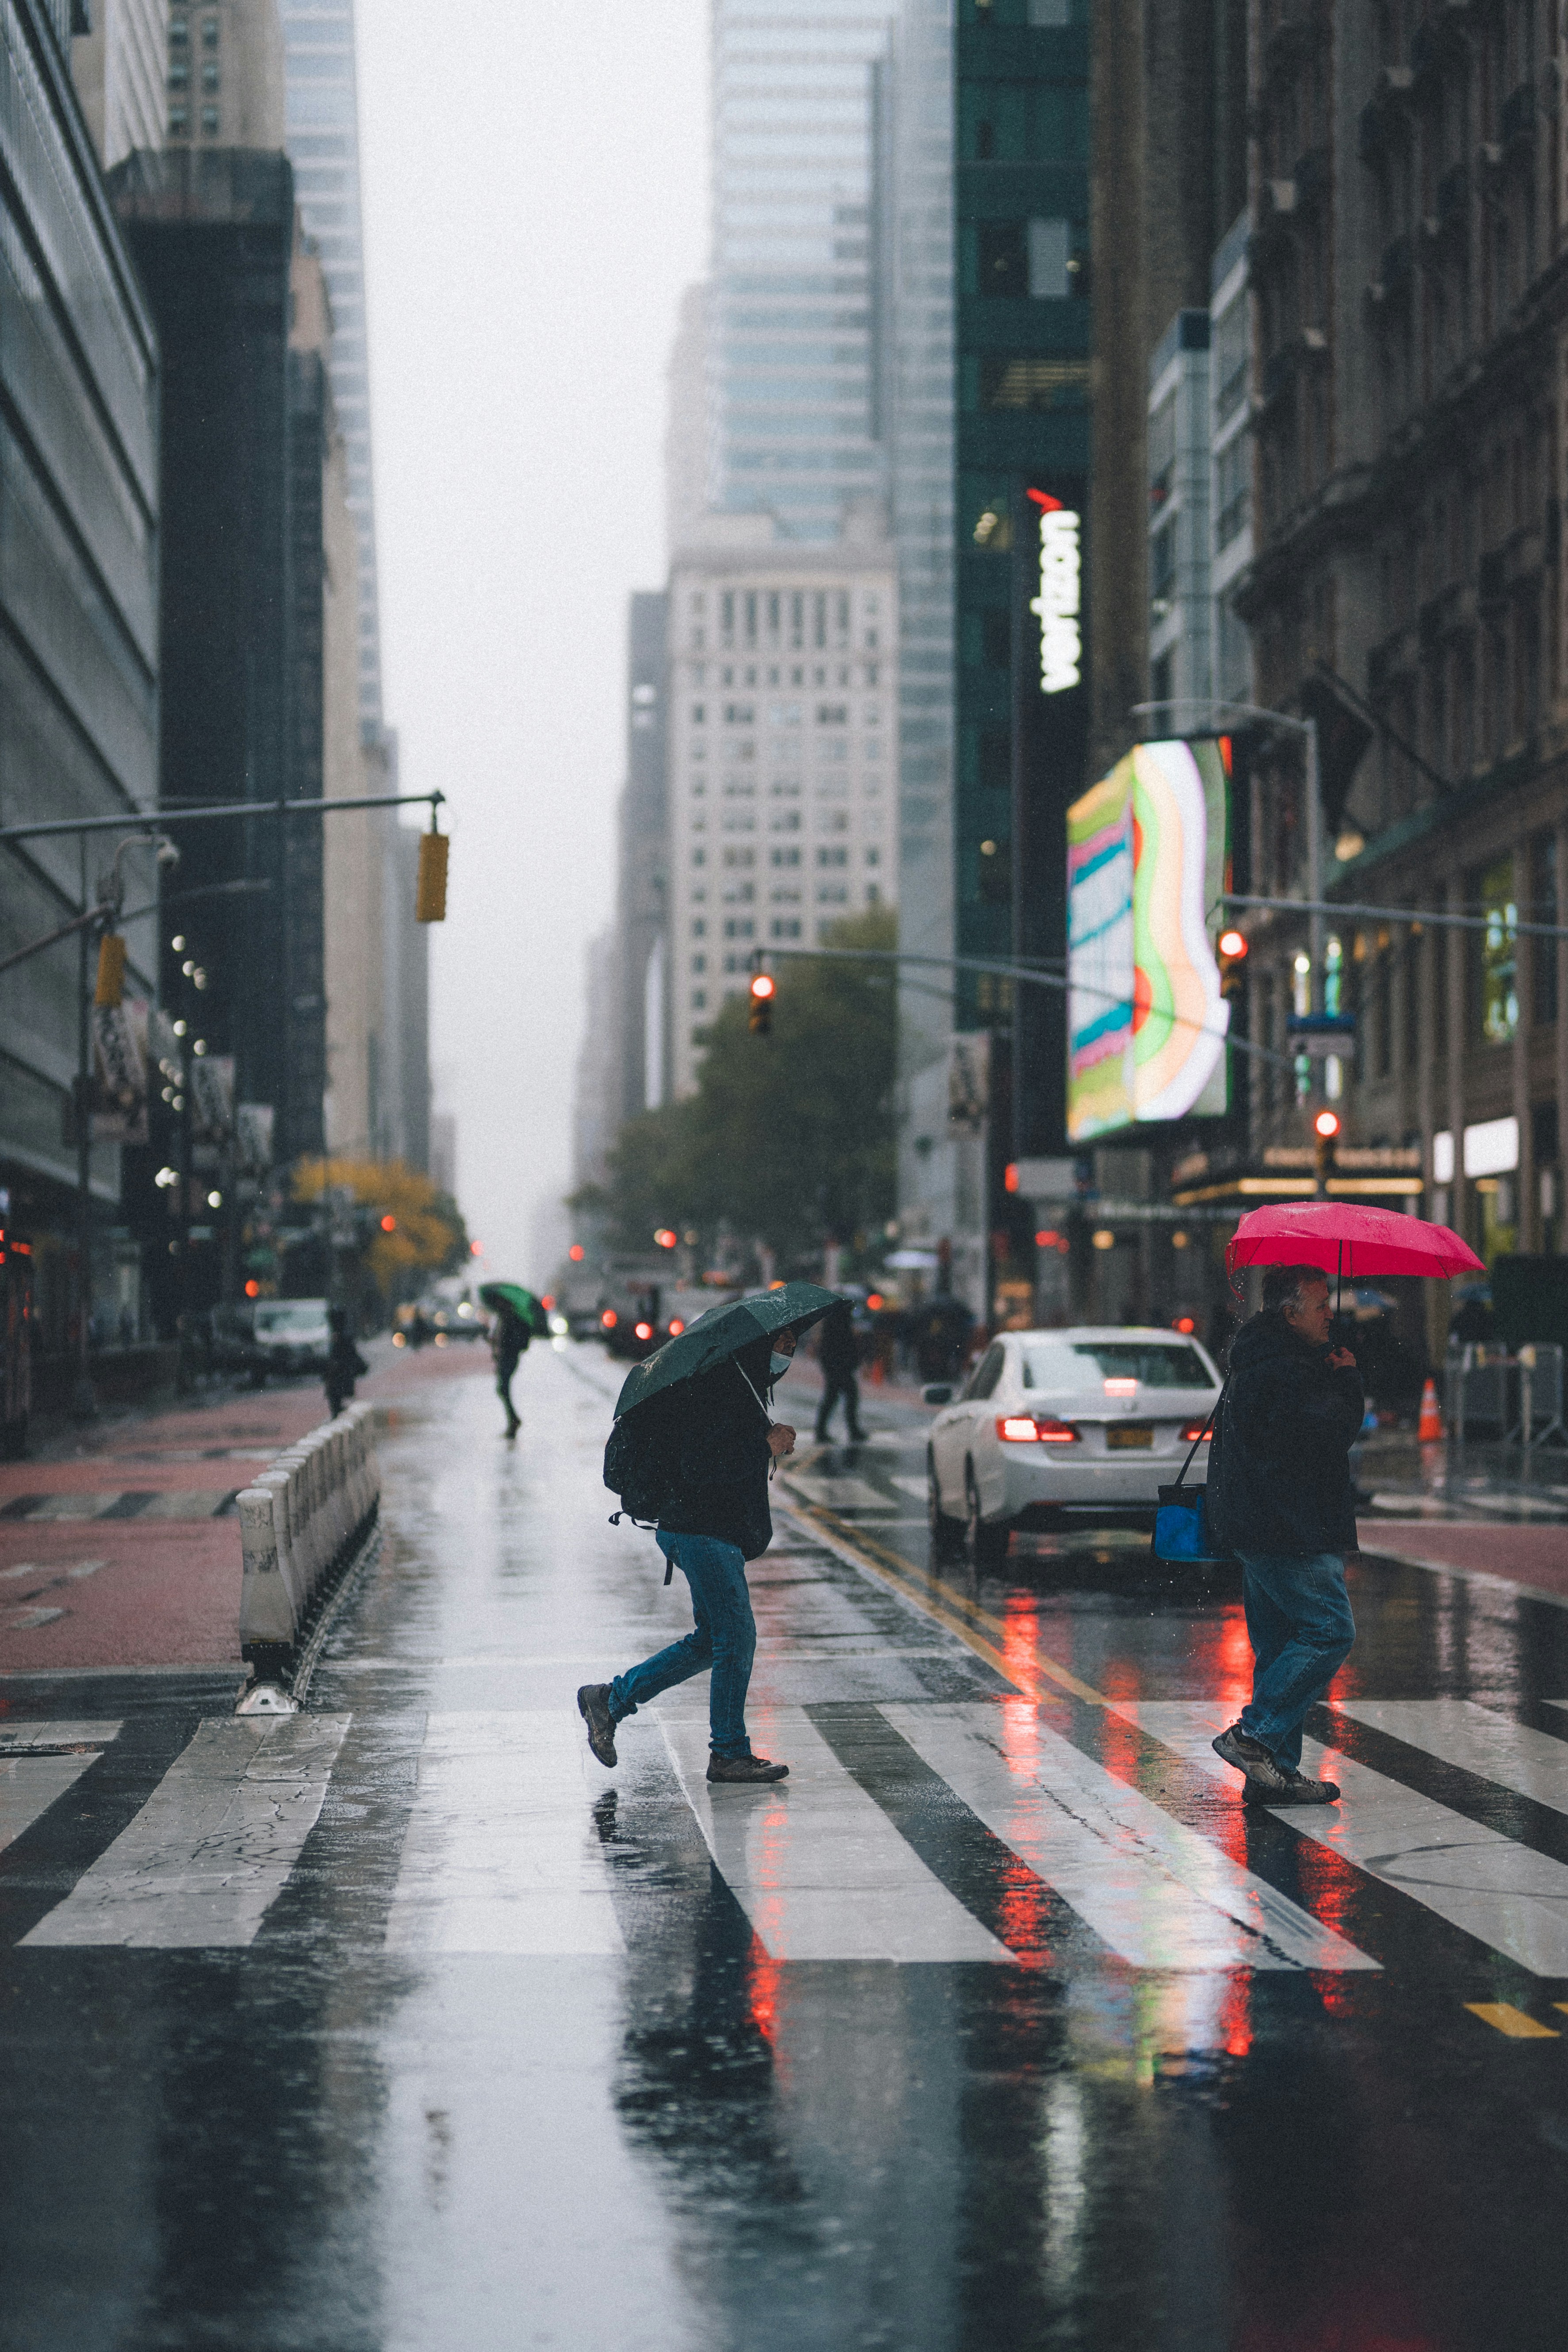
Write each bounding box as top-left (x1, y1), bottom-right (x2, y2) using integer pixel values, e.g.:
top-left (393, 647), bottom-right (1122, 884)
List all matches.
top-left (607, 1531), bottom-right (757, 1758)
top-left (1237, 1550), bottom-right (1356, 1770)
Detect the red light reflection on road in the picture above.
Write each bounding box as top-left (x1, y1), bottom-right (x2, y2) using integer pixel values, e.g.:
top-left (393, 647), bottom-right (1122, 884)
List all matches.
top-left (1217, 1606), bottom-right (1254, 1721)
top-left (1220, 1974), bottom-right (1252, 2059)
top-left (1100, 1659), bottom-right (1142, 1784)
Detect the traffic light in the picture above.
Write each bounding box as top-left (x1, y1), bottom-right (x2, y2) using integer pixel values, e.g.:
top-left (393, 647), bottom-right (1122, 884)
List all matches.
top-left (749, 970), bottom-right (775, 1036)
top-left (1216, 927), bottom-right (1249, 998)
top-left (415, 825), bottom-right (448, 923)
top-left (94, 932), bottom-right (127, 1009)
top-left (1314, 1107), bottom-right (1341, 1191)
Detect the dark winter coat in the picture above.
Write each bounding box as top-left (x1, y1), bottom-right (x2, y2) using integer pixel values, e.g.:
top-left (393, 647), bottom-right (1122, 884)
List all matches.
top-left (818, 1305), bottom-right (858, 1376)
top-left (1208, 1308), bottom-right (1364, 1557)
top-left (493, 1309), bottom-right (529, 1375)
top-left (657, 1336), bottom-right (777, 1559)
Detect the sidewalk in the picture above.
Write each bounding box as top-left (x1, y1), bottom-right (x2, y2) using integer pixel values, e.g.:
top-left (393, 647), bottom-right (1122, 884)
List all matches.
top-left (0, 1337), bottom-right (491, 1676)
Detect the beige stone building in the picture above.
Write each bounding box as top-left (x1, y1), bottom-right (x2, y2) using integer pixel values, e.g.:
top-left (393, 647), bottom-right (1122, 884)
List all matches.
top-left (164, 0), bottom-right (281, 147)
top-left (72, 0), bottom-right (168, 166)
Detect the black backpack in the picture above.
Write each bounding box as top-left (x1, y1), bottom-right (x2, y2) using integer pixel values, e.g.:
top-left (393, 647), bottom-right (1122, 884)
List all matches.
top-left (604, 1389), bottom-right (689, 1573)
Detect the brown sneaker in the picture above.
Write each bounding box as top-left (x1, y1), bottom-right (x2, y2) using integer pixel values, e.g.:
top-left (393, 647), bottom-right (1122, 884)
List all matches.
top-left (577, 1684), bottom-right (617, 1768)
top-left (706, 1751), bottom-right (788, 1784)
top-left (1211, 1722), bottom-right (1293, 1795)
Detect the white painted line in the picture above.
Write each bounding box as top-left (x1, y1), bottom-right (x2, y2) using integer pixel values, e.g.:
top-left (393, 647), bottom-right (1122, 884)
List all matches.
top-left (1132, 1700), bottom-right (1568, 1977)
top-left (384, 1710), bottom-right (625, 1957)
top-left (0, 1722), bottom-right (120, 1857)
top-left (781, 1475), bottom-right (897, 1510)
top-left (1339, 1700), bottom-right (1568, 1812)
top-left (889, 1474), bottom-right (930, 1500)
top-left (885, 1702), bottom-right (1377, 1972)
top-left (24, 1715), bottom-right (350, 1949)
top-left (661, 1704), bottom-right (1010, 1964)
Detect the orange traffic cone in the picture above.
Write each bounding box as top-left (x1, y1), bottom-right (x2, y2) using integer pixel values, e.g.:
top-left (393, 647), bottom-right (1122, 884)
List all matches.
top-left (1418, 1377), bottom-right (1444, 1443)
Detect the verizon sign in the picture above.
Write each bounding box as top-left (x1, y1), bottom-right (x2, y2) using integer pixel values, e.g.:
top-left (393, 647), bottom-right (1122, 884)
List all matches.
top-left (1027, 489), bottom-right (1081, 695)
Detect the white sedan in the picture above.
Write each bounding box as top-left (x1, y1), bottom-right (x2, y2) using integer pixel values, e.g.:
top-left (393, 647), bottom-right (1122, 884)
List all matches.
top-left (924, 1326), bottom-right (1222, 1562)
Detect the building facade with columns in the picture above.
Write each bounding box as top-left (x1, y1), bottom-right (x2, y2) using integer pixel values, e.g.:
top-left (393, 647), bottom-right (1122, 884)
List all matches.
top-left (1211, 3), bottom-right (1568, 1351)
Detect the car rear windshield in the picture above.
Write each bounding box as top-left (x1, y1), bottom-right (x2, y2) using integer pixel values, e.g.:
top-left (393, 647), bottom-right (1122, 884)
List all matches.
top-left (255, 1305), bottom-right (327, 1334)
top-left (1020, 1341), bottom-right (1213, 1392)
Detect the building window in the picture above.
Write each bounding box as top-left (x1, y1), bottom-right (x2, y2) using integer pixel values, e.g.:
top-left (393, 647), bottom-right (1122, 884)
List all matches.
top-left (771, 920), bottom-right (802, 940)
top-left (202, 62), bottom-right (219, 89)
top-left (1476, 858), bottom-right (1518, 1043)
top-left (771, 848), bottom-right (801, 867)
top-left (817, 848), bottom-right (848, 869)
top-left (1213, 297), bottom-right (1247, 426)
top-left (1215, 437), bottom-right (1250, 550)
top-left (723, 919), bottom-right (754, 940)
top-left (200, 105), bottom-right (220, 134)
top-left (865, 846), bottom-right (881, 866)
top-left (692, 993), bottom-right (707, 1012)
top-left (169, 58), bottom-right (189, 85)
top-left (169, 11), bottom-right (188, 37)
top-left (1150, 522), bottom-right (1177, 606)
top-left (169, 103), bottom-right (189, 133)
top-left (692, 919), bottom-right (706, 937)
top-left (816, 704), bottom-right (847, 725)
top-left (1534, 834), bottom-right (1559, 1026)
top-left (202, 12), bottom-right (218, 42)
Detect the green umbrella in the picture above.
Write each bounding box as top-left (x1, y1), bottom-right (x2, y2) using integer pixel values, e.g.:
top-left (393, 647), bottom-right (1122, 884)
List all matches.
top-left (613, 1281), bottom-right (841, 1419)
top-left (479, 1282), bottom-right (550, 1337)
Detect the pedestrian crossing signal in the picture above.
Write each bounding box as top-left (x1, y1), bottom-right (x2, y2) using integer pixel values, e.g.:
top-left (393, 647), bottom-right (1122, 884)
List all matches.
top-left (749, 971), bottom-right (775, 1036)
top-left (94, 932), bottom-right (127, 1009)
top-left (1216, 927), bottom-right (1248, 997)
top-left (415, 828), bottom-right (448, 923)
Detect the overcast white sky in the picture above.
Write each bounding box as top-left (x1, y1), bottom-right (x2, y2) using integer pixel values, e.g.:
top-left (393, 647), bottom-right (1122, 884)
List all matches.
top-left (356, 4), bottom-right (709, 1281)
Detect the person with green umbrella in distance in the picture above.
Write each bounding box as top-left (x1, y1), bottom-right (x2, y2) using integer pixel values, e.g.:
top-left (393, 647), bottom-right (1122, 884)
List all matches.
top-left (479, 1283), bottom-right (547, 1437)
top-left (580, 1281), bottom-right (837, 1784)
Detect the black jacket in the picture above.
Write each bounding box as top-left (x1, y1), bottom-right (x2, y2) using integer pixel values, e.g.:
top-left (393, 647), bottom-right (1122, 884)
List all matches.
top-left (818, 1306), bottom-right (858, 1376)
top-left (658, 1338), bottom-right (776, 1559)
top-left (1208, 1309), bottom-right (1364, 1556)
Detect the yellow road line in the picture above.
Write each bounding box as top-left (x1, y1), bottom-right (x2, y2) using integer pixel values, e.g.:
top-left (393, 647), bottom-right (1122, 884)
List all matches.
top-left (1466, 2002), bottom-right (1560, 2039)
top-left (778, 1495), bottom-right (1108, 1708)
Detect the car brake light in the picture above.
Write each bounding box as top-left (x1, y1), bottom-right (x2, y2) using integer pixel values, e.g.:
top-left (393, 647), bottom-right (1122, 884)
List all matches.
top-left (997, 1414), bottom-right (1079, 1444)
top-left (601, 1310), bottom-right (617, 1329)
top-left (635, 1322), bottom-right (653, 1340)
top-left (1104, 1377), bottom-right (1139, 1395)
top-left (668, 1317), bottom-right (685, 1335)
top-left (1180, 1421), bottom-right (1211, 1442)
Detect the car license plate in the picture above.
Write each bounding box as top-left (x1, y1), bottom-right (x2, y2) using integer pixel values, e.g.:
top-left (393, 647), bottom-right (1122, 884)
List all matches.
top-left (1106, 1424), bottom-right (1154, 1450)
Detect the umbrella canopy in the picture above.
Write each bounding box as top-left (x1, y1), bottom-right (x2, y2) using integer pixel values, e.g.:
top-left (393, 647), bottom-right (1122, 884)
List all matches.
top-left (1227, 1201), bottom-right (1484, 1281)
top-left (479, 1282), bottom-right (550, 1336)
top-left (613, 1281), bottom-right (841, 1419)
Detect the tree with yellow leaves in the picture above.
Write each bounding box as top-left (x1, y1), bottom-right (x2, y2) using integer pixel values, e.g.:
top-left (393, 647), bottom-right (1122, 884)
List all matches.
top-left (292, 1158), bottom-right (470, 1301)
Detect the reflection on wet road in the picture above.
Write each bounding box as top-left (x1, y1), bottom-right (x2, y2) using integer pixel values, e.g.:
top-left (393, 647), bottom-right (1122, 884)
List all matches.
top-left (11, 1346), bottom-right (1568, 2346)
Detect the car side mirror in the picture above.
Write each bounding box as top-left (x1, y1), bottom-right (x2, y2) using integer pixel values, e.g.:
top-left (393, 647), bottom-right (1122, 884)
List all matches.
top-left (922, 1383), bottom-right (953, 1406)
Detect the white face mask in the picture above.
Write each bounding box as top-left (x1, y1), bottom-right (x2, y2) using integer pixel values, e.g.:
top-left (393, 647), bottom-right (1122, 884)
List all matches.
top-left (770, 1351), bottom-right (792, 1379)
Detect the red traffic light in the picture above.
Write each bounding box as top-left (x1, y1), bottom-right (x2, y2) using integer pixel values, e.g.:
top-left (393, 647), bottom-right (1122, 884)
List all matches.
top-left (1314, 1109), bottom-right (1341, 1140)
top-left (568, 1243), bottom-right (585, 1262)
top-left (1217, 929), bottom-right (1247, 960)
top-left (380, 1214), bottom-right (397, 1232)
top-left (653, 1228), bottom-right (678, 1249)
top-left (635, 1321), bottom-right (653, 1340)
top-left (601, 1308), bottom-right (617, 1330)
top-left (750, 972), bottom-right (775, 1001)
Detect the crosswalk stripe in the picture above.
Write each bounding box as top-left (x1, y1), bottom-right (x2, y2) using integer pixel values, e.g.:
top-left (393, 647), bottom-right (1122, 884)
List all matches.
top-left (884, 1703), bottom-right (1378, 1972)
top-left (384, 1710), bottom-right (625, 1956)
top-left (1, 1723), bottom-right (120, 1859)
top-left (23, 1715), bottom-right (350, 1949)
top-left (1131, 1700), bottom-right (1568, 1976)
top-left (1468, 2002), bottom-right (1558, 2038)
top-left (1337, 1699), bottom-right (1568, 1811)
top-left (661, 1705), bottom-right (1011, 1963)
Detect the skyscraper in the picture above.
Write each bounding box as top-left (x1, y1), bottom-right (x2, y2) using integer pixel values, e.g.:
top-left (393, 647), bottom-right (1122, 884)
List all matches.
top-left (273, 0), bottom-right (382, 733)
top-left (708, 0), bottom-right (896, 542)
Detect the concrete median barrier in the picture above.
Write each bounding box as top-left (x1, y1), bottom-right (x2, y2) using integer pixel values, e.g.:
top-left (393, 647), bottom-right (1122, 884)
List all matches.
top-left (236, 1404), bottom-right (381, 1713)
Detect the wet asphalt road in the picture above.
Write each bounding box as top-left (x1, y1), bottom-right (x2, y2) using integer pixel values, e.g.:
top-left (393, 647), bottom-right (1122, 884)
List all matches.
top-left (9, 1349), bottom-right (1568, 2347)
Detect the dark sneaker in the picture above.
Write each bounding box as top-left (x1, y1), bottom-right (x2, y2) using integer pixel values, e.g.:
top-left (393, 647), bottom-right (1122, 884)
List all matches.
top-left (577, 1684), bottom-right (617, 1768)
top-left (1212, 1722), bottom-right (1293, 1795)
top-left (706, 1752), bottom-right (789, 1784)
top-left (1247, 1764), bottom-right (1341, 1806)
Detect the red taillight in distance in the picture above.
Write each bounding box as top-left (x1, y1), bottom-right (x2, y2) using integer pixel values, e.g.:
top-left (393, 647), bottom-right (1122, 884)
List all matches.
top-left (667, 1317), bottom-right (685, 1335)
top-left (1180, 1421), bottom-right (1211, 1443)
top-left (997, 1414), bottom-right (1080, 1444)
top-left (601, 1309), bottom-right (617, 1330)
top-left (635, 1322), bottom-right (653, 1341)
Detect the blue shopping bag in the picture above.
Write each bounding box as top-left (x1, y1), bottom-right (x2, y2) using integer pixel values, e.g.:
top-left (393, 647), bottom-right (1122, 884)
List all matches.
top-left (1151, 1385), bottom-right (1232, 1565)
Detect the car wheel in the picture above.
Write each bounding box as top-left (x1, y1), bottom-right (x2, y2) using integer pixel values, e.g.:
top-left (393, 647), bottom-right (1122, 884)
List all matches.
top-left (928, 1450), bottom-right (963, 1559)
top-left (964, 1463), bottom-right (1011, 1567)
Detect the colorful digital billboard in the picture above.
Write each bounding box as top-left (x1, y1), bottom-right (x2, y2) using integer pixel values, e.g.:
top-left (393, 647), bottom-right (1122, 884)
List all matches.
top-left (1066, 737), bottom-right (1231, 1144)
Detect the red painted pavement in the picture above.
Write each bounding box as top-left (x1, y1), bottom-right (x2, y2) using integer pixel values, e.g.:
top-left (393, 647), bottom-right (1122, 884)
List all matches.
top-left (0, 1339), bottom-right (491, 1675)
top-left (1359, 1520), bottom-right (1568, 1607)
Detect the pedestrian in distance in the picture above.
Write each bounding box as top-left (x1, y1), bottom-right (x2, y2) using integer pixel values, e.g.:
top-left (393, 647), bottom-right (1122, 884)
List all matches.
top-left (324, 1306), bottom-right (368, 1421)
top-left (814, 1299), bottom-right (867, 1444)
top-left (1206, 1262), bottom-right (1364, 1804)
top-left (578, 1324), bottom-right (801, 1784)
top-left (491, 1301), bottom-right (530, 1437)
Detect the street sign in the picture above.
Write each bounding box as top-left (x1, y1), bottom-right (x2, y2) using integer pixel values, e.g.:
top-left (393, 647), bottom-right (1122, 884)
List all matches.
top-left (1286, 1013), bottom-right (1357, 1060)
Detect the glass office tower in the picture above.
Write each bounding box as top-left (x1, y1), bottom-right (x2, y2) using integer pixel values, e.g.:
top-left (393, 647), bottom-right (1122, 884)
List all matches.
top-left (709, 0), bottom-right (896, 541)
top-left (274, 0), bottom-right (383, 732)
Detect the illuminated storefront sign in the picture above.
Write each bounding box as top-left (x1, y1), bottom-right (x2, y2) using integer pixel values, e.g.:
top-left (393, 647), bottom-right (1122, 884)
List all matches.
top-left (1065, 737), bottom-right (1231, 1143)
top-left (1026, 488), bottom-right (1081, 694)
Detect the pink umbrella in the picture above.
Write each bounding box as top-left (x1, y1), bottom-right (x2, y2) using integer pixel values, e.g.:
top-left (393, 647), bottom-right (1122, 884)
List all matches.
top-left (1227, 1200), bottom-right (1484, 1283)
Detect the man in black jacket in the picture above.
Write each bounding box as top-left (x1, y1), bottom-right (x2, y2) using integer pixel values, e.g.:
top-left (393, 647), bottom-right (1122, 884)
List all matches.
top-left (577, 1328), bottom-right (798, 1784)
top-left (814, 1301), bottom-right (866, 1443)
top-left (1208, 1262), bottom-right (1363, 1804)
